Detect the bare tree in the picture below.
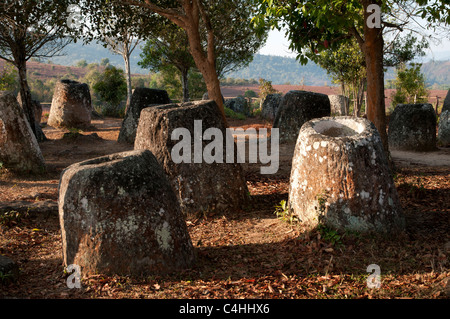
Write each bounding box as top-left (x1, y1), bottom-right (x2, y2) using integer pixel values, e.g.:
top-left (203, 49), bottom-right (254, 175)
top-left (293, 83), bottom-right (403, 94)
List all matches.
top-left (105, 32), bottom-right (141, 113)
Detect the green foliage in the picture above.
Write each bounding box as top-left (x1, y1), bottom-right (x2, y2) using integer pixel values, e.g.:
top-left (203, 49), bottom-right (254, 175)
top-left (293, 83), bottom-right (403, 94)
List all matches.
top-left (244, 90), bottom-right (258, 98)
top-left (138, 25), bottom-right (193, 73)
top-left (258, 78), bottom-right (279, 99)
top-left (74, 59), bottom-right (88, 68)
top-left (317, 223), bottom-right (343, 247)
top-left (146, 65), bottom-right (206, 102)
top-left (390, 63), bottom-right (429, 107)
top-left (224, 107), bottom-right (246, 120)
top-left (0, 62), bottom-right (18, 91)
top-left (384, 33), bottom-right (429, 68)
top-left (29, 78), bottom-right (56, 102)
top-left (274, 200), bottom-right (299, 225)
top-left (100, 58), bottom-right (110, 66)
top-left (308, 38), bottom-right (365, 85)
top-left (0, 270), bottom-right (16, 284)
top-left (92, 66), bottom-right (127, 117)
top-left (220, 77), bottom-right (259, 86)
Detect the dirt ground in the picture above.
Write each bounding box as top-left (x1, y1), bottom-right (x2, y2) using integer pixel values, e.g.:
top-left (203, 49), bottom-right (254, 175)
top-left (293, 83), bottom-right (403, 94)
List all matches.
top-left (0, 116), bottom-right (449, 299)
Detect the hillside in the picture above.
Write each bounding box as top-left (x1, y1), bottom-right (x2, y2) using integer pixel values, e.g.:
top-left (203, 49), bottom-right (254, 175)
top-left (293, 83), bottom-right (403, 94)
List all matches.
top-left (3, 41), bottom-right (449, 88)
top-left (226, 54), bottom-right (332, 86)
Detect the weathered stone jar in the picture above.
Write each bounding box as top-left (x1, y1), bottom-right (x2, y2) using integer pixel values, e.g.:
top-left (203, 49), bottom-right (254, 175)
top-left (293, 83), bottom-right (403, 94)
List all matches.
top-left (0, 91), bottom-right (46, 174)
top-left (260, 93), bottom-right (282, 121)
top-left (328, 95), bottom-right (349, 116)
top-left (134, 100), bottom-right (249, 217)
top-left (273, 90), bottom-right (330, 143)
top-left (438, 110), bottom-right (450, 145)
top-left (288, 116), bottom-right (405, 233)
top-left (118, 88), bottom-right (171, 144)
top-left (48, 79), bottom-right (92, 129)
top-left (388, 103), bottom-right (437, 152)
top-left (58, 150), bottom-right (195, 277)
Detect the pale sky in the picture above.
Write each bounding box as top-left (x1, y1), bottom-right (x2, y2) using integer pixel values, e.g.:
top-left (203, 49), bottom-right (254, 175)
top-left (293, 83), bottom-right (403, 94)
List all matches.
top-left (259, 28), bottom-right (450, 61)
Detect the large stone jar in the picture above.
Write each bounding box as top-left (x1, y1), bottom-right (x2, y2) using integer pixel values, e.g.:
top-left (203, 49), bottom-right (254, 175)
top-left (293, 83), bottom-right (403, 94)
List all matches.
top-left (58, 150), bottom-right (196, 277)
top-left (288, 116), bottom-right (405, 233)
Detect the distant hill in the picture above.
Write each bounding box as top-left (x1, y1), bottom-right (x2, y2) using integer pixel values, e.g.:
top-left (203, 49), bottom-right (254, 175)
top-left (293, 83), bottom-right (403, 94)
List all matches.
top-left (4, 40), bottom-right (450, 88)
top-left (47, 41), bottom-right (147, 75)
top-left (229, 54), bottom-right (450, 88)
top-left (226, 54), bottom-right (333, 86)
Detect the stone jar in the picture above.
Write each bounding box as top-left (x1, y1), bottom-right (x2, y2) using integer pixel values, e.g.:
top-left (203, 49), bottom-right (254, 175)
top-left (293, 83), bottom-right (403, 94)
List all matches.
top-left (288, 116), bottom-right (405, 233)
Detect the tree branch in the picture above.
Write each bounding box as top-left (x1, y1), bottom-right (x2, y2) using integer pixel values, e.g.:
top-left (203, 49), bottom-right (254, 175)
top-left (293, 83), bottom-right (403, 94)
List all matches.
top-left (120, 0), bottom-right (188, 28)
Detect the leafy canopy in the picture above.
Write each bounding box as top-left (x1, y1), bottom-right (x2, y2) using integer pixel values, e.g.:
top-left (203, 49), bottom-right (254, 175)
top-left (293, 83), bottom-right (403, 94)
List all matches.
top-left (92, 66), bottom-right (127, 108)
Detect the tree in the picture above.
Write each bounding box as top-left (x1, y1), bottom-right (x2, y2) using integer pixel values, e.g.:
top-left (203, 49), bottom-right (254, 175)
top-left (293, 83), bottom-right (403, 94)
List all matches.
top-left (0, 0), bottom-right (79, 140)
top-left (80, 3), bottom-right (151, 114)
top-left (310, 32), bottom-right (427, 117)
top-left (108, 0), bottom-right (268, 126)
top-left (254, 0), bottom-right (450, 151)
top-left (92, 66), bottom-right (128, 116)
top-left (104, 32), bottom-right (141, 114)
top-left (258, 78), bottom-right (279, 100)
top-left (74, 59), bottom-right (88, 68)
top-left (133, 0), bottom-right (268, 105)
top-left (100, 58), bottom-right (110, 66)
top-left (138, 22), bottom-right (195, 102)
top-left (391, 63), bottom-right (429, 106)
top-left (307, 39), bottom-right (366, 116)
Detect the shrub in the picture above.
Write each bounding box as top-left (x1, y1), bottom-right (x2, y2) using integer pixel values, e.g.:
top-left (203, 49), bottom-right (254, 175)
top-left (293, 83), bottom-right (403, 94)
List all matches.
top-left (92, 66), bottom-right (127, 117)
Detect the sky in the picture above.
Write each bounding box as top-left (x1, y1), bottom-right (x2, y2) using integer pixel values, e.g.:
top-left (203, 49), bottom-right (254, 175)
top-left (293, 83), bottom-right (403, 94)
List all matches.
top-left (259, 28), bottom-right (450, 61)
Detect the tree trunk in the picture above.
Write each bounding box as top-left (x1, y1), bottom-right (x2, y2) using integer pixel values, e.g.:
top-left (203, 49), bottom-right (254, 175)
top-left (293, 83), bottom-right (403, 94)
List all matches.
top-left (340, 82), bottom-right (349, 115)
top-left (143, 0), bottom-right (227, 126)
top-left (189, 42), bottom-right (228, 126)
top-left (181, 68), bottom-right (190, 102)
top-left (16, 58), bottom-right (37, 138)
top-left (123, 51), bottom-right (132, 114)
top-left (362, 0), bottom-right (388, 151)
top-left (182, 5), bottom-right (228, 127)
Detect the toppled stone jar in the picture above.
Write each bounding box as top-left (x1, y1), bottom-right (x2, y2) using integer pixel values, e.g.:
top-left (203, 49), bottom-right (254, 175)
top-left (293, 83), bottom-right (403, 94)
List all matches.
top-left (58, 150), bottom-right (196, 277)
top-left (288, 116), bottom-right (405, 233)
